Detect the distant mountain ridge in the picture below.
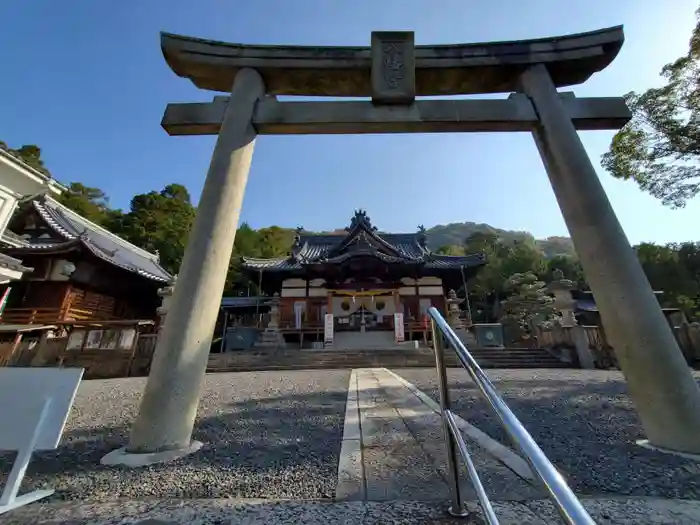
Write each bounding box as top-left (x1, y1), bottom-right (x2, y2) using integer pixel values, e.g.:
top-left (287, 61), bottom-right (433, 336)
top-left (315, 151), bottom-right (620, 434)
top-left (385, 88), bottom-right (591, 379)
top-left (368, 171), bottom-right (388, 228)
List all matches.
top-left (424, 222), bottom-right (576, 258)
top-left (317, 221), bottom-right (576, 258)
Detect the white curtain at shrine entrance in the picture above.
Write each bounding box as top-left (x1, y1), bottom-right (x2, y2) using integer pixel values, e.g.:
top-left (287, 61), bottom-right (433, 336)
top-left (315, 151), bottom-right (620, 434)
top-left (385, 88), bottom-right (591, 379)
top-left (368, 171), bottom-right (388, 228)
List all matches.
top-left (294, 301), bottom-right (305, 329)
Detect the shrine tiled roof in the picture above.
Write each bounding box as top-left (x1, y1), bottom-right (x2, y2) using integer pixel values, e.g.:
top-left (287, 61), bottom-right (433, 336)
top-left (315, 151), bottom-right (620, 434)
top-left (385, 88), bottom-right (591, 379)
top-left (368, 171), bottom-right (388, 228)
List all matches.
top-left (1, 197), bottom-right (173, 283)
top-left (242, 210), bottom-right (487, 272)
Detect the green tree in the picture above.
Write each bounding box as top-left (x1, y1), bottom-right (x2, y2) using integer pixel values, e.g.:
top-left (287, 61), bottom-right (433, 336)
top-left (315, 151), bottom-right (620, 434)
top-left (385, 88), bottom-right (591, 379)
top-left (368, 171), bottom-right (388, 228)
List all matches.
top-left (0, 142), bottom-right (51, 176)
top-left (634, 241), bottom-right (700, 319)
top-left (500, 272), bottom-right (561, 332)
top-left (57, 182), bottom-right (115, 226)
top-left (543, 254), bottom-right (586, 288)
top-left (498, 238), bottom-right (546, 279)
top-left (602, 7), bottom-right (700, 207)
top-left (257, 226), bottom-right (294, 258)
top-left (224, 223), bottom-right (262, 295)
top-left (435, 244), bottom-right (465, 255)
top-left (538, 236), bottom-right (576, 258)
top-left (222, 224), bottom-right (296, 296)
top-left (464, 231), bottom-right (501, 254)
top-left (463, 233), bottom-right (546, 297)
top-left (115, 184), bottom-right (196, 274)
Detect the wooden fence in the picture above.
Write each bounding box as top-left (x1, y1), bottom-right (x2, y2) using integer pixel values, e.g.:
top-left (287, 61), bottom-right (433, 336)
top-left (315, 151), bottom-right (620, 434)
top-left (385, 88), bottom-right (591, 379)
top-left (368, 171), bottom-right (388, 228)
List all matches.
top-left (534, 322), bottom-right (700, 369)
top-left (4, 322), bottom-right (699, 375)
top-left (0, 306), bottom-right (110, 325)
top-left (673, 323), bottom-right (700, 364)
top-left (0, 330), bottom-right (159, 379)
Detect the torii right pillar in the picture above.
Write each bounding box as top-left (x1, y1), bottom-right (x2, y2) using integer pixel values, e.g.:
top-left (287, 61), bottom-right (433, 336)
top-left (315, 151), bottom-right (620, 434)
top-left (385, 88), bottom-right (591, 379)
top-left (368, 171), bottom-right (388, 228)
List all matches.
top-left (521, 64), bottom-right (700, 454)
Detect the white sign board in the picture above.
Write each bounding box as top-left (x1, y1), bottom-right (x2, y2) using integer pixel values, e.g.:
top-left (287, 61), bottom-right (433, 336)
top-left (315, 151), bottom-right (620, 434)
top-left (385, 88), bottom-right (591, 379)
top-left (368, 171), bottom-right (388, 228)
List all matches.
top-left (0, 367), bottom-right (84, 514)
top-left (0, 368), bottom-right (83, 451)
top-left (394, 313), bottom-right (405, 343)
top-left (324, 313), bottom-right (334, 346)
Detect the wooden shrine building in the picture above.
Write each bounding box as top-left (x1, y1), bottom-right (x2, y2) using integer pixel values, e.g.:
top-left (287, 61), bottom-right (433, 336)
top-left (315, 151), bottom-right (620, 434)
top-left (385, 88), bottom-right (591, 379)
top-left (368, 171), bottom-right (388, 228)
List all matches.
top-left (0, 196), bottom-right (173, 324)
top-left (241, 210), bottom-right (486, 344)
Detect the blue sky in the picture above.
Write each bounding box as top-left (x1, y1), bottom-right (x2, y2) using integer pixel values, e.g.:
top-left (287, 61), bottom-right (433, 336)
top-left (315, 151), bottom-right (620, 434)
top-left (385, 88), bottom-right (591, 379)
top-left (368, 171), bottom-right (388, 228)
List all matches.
top-left (1, 0), bottom-right (698, 244)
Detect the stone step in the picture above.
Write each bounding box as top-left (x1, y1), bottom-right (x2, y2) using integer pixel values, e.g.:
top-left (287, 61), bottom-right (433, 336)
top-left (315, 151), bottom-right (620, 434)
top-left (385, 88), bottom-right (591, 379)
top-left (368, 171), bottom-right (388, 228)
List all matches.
top-left (205, 347), bottom-right (571, 372)
top-left (333, 331), bottom-right (399, 350)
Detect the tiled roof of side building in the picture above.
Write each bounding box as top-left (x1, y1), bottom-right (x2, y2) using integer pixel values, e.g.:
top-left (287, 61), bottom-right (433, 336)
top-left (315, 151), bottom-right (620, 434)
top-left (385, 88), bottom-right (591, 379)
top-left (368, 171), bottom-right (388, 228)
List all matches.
top-left (242, 256), bottom-right (301, 271)
top-left (425, 252), bottom-right (487, 268)
top-left (6, 196), bottom-right (174, 283)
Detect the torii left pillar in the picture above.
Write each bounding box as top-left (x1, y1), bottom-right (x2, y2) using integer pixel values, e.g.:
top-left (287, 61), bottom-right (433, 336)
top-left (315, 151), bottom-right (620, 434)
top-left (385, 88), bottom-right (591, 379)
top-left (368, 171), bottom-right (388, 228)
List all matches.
top-left (102, 68), bottom-right (265, 466)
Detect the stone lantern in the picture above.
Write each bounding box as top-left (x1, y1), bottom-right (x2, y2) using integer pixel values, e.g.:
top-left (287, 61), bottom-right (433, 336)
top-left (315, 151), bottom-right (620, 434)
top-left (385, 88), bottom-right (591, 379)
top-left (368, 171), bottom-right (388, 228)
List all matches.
top-left (445, 289), bottom-right (464, 330)
top-left (156, 276), bottom-right (177, 333)
top-left (545, 270), bottom-right (595, 369)
top-left (255, 293), bottom-right (286, 350)
top-left (267, 292), bottom-right (281, 330)
top-left (545, 269), bottom-right (577, 327)
top-left (445, 289), bottom-right (477, 347)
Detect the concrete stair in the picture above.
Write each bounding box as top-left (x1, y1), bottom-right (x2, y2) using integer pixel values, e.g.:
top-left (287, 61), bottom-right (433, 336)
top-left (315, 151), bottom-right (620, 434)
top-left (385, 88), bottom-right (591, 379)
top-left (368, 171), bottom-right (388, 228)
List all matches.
top-left (466, 347), bottom-right (570, 369)
top-left (206, 346), bottom-right (570, 372)
top-left (333, 330), bottom-right (411, 350)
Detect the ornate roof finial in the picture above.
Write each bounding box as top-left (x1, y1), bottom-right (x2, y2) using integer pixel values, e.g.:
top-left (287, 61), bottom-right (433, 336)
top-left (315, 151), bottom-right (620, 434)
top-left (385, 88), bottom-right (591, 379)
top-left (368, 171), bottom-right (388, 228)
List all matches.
top-left (417, 224), bottom-right (427, 247)
top-left (346, 209), bottom-right (377, 232)
top-left (293, 226), bottom-right (303, 246)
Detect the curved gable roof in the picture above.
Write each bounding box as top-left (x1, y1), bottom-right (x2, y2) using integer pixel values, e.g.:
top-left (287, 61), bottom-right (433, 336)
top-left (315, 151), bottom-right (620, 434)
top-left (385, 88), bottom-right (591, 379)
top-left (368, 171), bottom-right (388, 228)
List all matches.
top-left (242, 210), bottom-right (486, 272)
top-left (4, 197), bottom-right (174, 283)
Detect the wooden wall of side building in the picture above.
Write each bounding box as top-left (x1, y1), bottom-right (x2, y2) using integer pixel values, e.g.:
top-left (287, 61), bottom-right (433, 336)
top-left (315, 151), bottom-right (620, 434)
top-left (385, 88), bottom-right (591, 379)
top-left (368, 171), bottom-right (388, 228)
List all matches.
top-left (3, 280), bottom-right (129, 320)
top-left (1, 254), bottom-right (162, 321)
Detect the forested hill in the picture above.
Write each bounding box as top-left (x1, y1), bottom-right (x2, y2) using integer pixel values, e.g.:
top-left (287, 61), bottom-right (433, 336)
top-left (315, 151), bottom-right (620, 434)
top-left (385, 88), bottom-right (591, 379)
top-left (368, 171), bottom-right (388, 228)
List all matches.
top-left (425, 222), bottom-right (575, 258)
top-left (321, 222), bottom-right (574, 257)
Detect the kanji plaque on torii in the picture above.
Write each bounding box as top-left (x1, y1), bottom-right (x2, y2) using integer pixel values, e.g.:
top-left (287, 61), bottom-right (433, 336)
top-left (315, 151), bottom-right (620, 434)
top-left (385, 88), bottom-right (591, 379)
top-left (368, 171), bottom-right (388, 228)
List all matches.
top-left (371, 31), bottom-right (415, 104)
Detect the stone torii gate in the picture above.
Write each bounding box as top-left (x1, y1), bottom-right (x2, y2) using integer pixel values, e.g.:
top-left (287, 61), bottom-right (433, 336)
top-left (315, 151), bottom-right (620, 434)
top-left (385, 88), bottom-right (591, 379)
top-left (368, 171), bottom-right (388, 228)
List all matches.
top-left (104, 27), bottom-right (700, 465)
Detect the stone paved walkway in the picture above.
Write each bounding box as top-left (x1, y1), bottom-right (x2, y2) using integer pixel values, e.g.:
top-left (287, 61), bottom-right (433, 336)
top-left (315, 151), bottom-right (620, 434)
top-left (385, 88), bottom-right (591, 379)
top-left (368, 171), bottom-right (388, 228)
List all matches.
top-left (339, 368), bottom-right (543, 503)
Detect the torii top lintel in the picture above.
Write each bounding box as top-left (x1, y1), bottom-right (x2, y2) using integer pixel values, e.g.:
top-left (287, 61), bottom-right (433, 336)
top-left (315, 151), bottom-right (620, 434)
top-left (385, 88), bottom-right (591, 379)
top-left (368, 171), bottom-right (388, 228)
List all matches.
top-left (160, 26), bottom-right (623, 98)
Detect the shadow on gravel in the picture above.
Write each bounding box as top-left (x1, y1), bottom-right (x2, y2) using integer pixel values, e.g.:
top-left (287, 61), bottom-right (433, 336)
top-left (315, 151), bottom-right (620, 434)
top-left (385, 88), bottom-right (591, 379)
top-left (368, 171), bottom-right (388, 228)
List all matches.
top-left (0, 385), bottom-right (365, 502)
top-left (392, 368), bottom-right (700, 500)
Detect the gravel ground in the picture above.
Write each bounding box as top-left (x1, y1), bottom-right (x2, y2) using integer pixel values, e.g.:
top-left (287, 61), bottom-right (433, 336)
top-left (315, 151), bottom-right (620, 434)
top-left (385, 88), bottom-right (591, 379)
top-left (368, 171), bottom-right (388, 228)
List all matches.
top-left (391, 368), bottom-right (700, 499)
top-left (0, 370), bottom-right (351, 502)
top-left (8, 496), bottom-right (700, 524)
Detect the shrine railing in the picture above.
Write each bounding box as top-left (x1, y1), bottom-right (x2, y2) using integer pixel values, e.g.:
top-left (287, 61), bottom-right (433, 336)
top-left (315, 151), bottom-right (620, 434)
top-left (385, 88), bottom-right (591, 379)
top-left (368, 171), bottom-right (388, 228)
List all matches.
top-left (427, 306), bottom-right (593, 524)
top-left (0, 307), bottom-right (116, 325)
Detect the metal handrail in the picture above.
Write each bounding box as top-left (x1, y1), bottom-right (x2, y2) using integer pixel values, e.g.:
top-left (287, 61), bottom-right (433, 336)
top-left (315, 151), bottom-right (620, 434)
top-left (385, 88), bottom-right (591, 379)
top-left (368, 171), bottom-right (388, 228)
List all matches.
top-left (428, 307), bottom-right (595, 524)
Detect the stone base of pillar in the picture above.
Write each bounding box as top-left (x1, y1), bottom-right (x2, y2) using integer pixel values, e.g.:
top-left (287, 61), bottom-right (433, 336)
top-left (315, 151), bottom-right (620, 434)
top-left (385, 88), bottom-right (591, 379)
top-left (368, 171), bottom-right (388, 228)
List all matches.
top-left (254, 329), bottom-right (287, 350)
top-left (100, 440), bottom-right (203, 468)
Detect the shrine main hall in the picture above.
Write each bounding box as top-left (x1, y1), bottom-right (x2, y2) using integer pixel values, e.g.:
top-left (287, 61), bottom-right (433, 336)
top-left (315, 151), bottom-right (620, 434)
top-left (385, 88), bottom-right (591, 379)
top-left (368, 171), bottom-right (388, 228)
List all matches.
top-left (241, 210), bottom-right (485, 347)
